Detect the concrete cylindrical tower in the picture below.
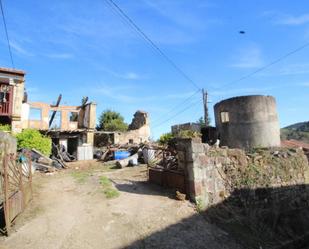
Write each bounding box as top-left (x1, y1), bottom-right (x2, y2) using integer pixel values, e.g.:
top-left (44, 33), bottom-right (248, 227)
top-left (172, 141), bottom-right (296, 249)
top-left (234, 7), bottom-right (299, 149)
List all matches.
top-left (214, 95), bottom-right (280, 149)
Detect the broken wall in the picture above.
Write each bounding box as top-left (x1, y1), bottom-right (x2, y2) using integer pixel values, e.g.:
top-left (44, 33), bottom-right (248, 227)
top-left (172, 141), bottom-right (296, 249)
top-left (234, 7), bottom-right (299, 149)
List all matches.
top-left (114, 125), bottom-right (150, 144)
top-left (23, 102), bottom-right (96, 133)
top-left (177, 138), bottom-right (309, 207)
top-left (111, 110), bottom-right (150, 145)
top-left (177, 138), bottom-right (309, 248)
top-left (171, 122), bottom-right (201, 135)
top-left (23, 102), bottom-right (80, 130)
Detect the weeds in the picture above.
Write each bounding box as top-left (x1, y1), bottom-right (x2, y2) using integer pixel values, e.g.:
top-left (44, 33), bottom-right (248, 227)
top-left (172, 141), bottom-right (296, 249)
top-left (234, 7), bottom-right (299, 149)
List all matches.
top-left (99, 176), bottom-right (112, 187)
top-left (103, 188), bottom-right (120, 199)
top-left (99, 176), bottom-right (119, 199)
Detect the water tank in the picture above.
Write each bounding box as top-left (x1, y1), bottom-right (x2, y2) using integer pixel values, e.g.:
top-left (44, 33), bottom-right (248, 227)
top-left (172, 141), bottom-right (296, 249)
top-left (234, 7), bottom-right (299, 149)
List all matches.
top-left (214, 95), bottom-right (280, 149)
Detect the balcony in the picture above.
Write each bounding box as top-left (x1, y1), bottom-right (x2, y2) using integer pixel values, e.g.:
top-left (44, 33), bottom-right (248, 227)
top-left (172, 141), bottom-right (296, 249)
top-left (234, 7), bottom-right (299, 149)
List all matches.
top-left (0, 83), bottom-right (13, 116)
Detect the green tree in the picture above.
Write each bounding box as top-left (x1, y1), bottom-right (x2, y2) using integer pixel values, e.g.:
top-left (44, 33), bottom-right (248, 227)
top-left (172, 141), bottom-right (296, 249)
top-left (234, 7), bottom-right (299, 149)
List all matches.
top-left (197, 115), bottom-right (211, 127)
top-left (97, 110), bottom-right (128, 132)
top-left (15, 129), bottom-right (52, 156)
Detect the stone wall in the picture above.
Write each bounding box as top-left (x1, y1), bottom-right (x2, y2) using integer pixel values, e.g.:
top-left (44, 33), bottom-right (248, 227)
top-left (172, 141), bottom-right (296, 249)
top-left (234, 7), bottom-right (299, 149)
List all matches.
top-left (177, 138), bottom-right (309, 208)
top-left (115, 125), bottom-right (150, 144)
top-left (171, 122), bottom-right (201, 135)
top-left (177, 138), bottom-right (309, 248)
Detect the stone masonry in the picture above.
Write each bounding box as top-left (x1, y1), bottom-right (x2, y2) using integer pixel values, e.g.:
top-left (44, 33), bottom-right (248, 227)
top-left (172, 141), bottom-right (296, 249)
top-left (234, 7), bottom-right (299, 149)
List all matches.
top-left (177, 138), bottom-right (309, 209)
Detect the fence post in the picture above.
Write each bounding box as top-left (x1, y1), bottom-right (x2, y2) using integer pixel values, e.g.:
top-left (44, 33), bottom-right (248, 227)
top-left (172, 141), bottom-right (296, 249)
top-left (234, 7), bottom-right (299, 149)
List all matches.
top-left (3, 151), bottom-right (11, 236)
top-left (18, 155), bottom-right (25, 211)
top-left (28, 153), bottom-right (33, 199)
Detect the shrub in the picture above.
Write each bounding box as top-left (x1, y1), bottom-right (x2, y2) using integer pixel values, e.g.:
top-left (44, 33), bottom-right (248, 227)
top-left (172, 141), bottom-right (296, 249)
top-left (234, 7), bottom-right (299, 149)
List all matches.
top-left (0, 124), bottom-right (11, 132)
top-left (158, 132), bottom-right (174, 145)
top-left (177, 130), bottom-right (201, 139)
top-left (15, 129), bottom-right (52, 156)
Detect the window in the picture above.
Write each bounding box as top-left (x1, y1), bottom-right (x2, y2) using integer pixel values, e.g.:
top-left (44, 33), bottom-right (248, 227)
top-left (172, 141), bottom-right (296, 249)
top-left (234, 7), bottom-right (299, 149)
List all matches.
top-left (49, 111), bottom-right (61, 129)
top-left (220, 112), bottom-right (229, 123)
top-left (69, 112), bottom-right (78, 122)
top-left (29, 108), bottom-right (42, 120)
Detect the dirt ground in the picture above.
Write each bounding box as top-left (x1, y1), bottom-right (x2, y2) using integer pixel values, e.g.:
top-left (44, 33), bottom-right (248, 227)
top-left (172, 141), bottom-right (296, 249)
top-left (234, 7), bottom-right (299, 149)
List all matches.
top-left (0, 162), bottom-right (243, 249)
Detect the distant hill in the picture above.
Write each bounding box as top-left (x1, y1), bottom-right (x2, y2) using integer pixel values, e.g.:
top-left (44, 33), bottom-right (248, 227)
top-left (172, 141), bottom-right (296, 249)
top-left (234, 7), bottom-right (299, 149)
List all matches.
top-left (281, 121), bottom-right (309, 143)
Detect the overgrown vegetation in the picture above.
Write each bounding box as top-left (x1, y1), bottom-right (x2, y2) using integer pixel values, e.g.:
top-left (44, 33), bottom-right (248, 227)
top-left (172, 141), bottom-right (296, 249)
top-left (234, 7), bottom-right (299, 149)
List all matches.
top-left (205, 147), bottom-right (309, 249)
top-left (103, 188), bottom-right (120, 199)
top-left (0, 124), bottom-right (11, 132)
top-left (97, 109), bottom-right (128, 132)
top-left (99, 176), bottom-right (120, 199)
top-left (222, 147), bottom-right (308, 190)
top-left (158, 132), bottom-right (174, 145)
top-left (15, 129), bottom-right (51, 156)
top-left (158, 130), bottom-right (201, 145)
top-left (177, 130), bottom-right (201, 139)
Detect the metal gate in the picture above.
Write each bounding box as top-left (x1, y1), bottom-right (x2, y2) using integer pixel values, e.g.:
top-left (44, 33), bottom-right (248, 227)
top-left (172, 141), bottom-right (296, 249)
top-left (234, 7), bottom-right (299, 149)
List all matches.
top-left (1, 151), bottom-right (32, 235)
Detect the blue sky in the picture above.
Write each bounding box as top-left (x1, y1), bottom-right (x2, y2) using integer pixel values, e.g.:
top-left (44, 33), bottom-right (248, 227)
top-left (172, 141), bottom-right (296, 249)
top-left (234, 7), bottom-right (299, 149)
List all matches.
top-left (1, 0), bottom-right (309, 139)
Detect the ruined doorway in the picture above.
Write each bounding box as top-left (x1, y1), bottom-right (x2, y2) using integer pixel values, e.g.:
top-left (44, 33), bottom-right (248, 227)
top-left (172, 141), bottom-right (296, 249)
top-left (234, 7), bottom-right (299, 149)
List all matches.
top-left (67, 137), bottom-right (78, 158)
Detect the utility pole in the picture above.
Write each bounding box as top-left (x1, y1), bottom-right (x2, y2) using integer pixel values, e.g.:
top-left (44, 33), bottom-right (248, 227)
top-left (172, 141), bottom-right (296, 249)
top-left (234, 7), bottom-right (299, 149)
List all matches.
top-left (202, 88), bottom-right (209, 127)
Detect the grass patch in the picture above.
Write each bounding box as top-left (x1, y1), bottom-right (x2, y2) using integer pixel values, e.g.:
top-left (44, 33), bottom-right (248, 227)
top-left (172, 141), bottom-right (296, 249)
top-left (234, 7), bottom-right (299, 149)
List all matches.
top-left (71, 171), bottom-right (89, 183)
top-left (99, 176), bottom-right (112, 187)
top-left (99, 175), bottom-right (120, 199)
top-left (103, 188), bottom-right (120, 199)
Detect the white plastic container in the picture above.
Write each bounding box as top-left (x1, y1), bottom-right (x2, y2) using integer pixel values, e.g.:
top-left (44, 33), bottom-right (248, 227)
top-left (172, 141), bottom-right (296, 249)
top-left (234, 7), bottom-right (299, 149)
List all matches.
top-left (142, 148), bottom-right (155, 164)
top-left (77, 144), bottom-right (93, 160)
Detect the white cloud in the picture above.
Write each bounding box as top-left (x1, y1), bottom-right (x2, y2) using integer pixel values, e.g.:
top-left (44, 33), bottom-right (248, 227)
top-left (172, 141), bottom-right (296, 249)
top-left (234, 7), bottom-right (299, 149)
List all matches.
top-left (92, 83), bottom-right (143, 103)
top-left (45, 53), bottom-right (73, 59)
top-left (276, 13), bottom-right (309, 25)
top-left (230, 46), bottom-right (263, 68)
top-left (262, 63), bottom-right (309, 76)
top-left (123, 72), bottom-right (140, 80)
top-left (10, 41), bottom-right (34, 57)
top-left (263, 11), bottom-right (309, 26)
top-left (91, 83), bottom-right (198, 104)
top-left (100, 67), bottom-right (143, 80)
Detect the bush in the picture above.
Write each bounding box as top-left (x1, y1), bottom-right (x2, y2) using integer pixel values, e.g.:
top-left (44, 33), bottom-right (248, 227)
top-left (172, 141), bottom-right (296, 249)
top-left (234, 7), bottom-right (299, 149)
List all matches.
top-left (15, 129), bottom-right (52, 156)
top-left (159, 132), bottom-right (174, 145)
top-left (177, 130), bottom-right (201, 139)
top-left (0, 124), bottom-right (11, 132)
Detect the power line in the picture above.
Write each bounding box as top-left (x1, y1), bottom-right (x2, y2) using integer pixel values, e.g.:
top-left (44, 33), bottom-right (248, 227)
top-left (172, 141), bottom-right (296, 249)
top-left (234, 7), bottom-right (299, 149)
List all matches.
top-left (152, 98), bottom-right (201, 129)
top-left (215, 40), bottom-right (309, 90)
top-left (0, 0), bottom-right (14, 68)
top-left (105, 0), bottom-right (201, 90)
top-left (105, 0), bottom-right (203, 129)
top-left (151, 89), bottom-right (201, 125)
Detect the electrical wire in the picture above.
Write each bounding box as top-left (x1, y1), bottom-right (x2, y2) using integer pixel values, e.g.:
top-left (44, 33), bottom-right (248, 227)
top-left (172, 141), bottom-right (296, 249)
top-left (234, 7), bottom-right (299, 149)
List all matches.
top-left (215, 40), bottom-right (309, 90)
top-left (105, 0), bottom-right (201, 90)
top-left (151, 89), bottom-right (201, 125)
top-left (0, 0), bottom-right (14, 68)
top-left (152, 98), bottom-right (202, 129)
